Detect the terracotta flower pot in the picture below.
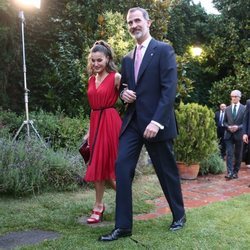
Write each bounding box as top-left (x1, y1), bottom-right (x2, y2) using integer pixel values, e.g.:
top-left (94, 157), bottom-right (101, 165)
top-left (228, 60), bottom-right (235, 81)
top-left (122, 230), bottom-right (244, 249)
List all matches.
top-left (177, 161), bottom-right (200, 180)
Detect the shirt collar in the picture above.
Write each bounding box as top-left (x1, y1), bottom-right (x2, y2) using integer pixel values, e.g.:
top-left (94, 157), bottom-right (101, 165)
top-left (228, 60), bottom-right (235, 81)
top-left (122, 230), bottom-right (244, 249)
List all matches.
top-left (137, 36), bottom-right (152, 50)
top-left (233, 102), bottom-right (240, 107)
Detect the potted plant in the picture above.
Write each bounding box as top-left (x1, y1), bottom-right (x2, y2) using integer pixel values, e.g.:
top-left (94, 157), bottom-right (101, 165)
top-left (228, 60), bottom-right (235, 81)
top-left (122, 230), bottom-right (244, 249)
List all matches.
top-left (174, 102), bottom-right (218, 179)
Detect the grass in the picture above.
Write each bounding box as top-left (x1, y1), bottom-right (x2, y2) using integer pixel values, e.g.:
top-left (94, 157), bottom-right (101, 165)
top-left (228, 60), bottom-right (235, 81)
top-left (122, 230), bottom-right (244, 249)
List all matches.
top-left (0, 174), bottom-right (250, 249)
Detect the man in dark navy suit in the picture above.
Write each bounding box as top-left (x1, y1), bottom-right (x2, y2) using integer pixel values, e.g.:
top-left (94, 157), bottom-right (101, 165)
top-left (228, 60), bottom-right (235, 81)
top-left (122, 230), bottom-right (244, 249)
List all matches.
top-left (99, 7), bottom-right (185, 242)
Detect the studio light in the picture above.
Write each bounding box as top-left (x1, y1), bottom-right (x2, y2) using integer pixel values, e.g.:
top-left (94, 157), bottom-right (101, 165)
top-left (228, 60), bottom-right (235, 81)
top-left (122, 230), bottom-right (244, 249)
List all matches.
top-left (13, 0), bottom-right (45, 146)
top-left (15, 0), bottom-right (41, 9)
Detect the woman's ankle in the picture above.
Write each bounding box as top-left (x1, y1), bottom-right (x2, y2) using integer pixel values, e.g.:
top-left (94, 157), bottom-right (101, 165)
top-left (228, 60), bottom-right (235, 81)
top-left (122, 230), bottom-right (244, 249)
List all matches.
top-left (93, 203), bottom-right (104, 211)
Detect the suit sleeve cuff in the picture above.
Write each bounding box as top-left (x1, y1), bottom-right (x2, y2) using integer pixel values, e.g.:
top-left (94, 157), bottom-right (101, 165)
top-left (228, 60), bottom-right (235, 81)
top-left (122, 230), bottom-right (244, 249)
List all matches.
top-left (151, 120), bottom-right (164, 130)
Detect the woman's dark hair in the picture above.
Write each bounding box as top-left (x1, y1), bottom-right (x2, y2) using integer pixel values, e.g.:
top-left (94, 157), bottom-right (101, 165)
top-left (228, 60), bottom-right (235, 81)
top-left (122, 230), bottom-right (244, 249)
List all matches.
top-left (87, 40), bottom-right (117, 75)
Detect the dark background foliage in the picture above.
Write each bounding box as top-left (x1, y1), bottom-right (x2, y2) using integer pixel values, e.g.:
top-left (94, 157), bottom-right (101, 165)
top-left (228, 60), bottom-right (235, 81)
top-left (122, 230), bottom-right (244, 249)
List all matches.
top-left (0, 0), bottom-right (249, 117)
top-left (2, 0), bottom-right (248, 196)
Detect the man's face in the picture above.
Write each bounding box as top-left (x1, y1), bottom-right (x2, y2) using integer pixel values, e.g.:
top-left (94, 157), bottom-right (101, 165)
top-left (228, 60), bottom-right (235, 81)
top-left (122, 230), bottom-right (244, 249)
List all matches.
top-left (220, 104), bottom-right (226, 111)
top-left (126, 10), bottom-right (151, 43)
top-left (230, 95), bottom-right (240, 104)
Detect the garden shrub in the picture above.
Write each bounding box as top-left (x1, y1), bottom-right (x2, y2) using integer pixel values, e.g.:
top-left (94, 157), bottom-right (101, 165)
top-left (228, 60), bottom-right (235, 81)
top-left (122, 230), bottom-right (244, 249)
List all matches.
top-left (0, 109), bottom-right (89, 150)
top-left (0, 109), bottom-right (23, 137)
top-left (0, 137), bottom-right (84, 196)
top-left (199, 152), bottom-right (226, 175)
top-left (174, 102), bottom-right (218, 166)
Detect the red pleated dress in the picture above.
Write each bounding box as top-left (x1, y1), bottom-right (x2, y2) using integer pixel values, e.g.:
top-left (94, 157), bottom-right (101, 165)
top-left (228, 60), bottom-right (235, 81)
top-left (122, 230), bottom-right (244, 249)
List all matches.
top-left (84, 72), bottom-right (122, 182)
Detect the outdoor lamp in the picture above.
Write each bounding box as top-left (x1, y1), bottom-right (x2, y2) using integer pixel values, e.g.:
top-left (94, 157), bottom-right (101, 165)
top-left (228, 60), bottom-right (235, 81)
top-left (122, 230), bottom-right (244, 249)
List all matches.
top-left (190, 46), bottom-right (203, 57)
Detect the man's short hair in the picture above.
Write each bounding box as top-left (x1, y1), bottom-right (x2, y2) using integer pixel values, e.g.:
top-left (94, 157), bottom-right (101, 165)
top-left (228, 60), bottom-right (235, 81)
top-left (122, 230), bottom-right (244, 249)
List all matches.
top-left (127, 7), bottom-right (150, 21)
top-left (231, 90), bottom-right (242, 98)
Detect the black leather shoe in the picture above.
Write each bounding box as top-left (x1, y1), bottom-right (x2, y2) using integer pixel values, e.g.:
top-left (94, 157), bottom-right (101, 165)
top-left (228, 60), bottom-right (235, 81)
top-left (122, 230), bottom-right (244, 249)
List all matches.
top-left (169, 215), bottom-right (186, 231)
top-left (99, 228), bottom-right (132, 241)
top-left (232, 173), bottom-right (238, 179)
top-left (225, 173), bottom-right (233, 179)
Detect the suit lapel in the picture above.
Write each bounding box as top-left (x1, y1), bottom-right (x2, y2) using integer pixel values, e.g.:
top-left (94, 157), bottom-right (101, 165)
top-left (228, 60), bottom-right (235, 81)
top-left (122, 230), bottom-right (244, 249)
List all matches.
top-left (136, 39), bottom-right (157, 83)
top-left (228, 105), bottom-right (233, 120)
top-left (235, 104), bottom-right (243, 121)
top-left (128, 49), bottom-right (136, 89)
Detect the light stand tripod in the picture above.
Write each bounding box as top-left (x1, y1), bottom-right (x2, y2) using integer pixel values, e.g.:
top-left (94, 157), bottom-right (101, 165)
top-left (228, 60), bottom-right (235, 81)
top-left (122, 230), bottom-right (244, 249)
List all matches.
top-left (13, 10), bottom-right (46, 147)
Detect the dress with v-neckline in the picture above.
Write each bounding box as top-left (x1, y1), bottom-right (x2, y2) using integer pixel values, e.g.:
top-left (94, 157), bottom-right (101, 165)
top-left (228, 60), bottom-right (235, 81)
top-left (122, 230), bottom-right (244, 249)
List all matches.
top-left (85, 71), bottom-right (122, 182)
top-left (94, 73), bottom-right (110, 89)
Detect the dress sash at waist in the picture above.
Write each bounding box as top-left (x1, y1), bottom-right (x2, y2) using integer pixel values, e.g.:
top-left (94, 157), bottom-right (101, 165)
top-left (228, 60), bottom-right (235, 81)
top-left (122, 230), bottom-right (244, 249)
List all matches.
top-left (92, 106), bottom-right (114, 111)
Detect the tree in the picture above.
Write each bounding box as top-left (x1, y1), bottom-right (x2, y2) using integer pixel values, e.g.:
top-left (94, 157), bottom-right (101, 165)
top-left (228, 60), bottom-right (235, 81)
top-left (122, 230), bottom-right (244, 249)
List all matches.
top-left (208, 0), bottom-right (250, 106)
top-left (0, 1), bottom-right (22, 110)
top-left (167, 0), bottom-right (249, 107)
top-left (166, 0), bottom-right (209, 55)
top-left (166, 0), bottom-right (218, 105)
top-left (1, 0), bottom-right (172, 116)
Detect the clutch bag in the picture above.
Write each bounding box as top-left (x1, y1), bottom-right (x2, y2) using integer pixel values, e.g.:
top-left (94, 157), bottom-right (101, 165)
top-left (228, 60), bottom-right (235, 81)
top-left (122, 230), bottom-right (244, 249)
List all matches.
top-left (79, 140), bottom-right (90, 164)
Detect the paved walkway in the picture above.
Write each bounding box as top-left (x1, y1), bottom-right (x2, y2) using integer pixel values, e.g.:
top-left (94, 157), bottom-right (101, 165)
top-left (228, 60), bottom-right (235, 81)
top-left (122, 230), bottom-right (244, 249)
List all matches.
top-left (135, 164), bottom-right (250, 221)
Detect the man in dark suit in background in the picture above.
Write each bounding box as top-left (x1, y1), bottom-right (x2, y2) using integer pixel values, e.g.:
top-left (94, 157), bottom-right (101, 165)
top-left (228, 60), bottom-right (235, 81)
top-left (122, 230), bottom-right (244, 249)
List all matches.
top-left (243, 99), bottom-right (250, 170)
top-left (215, 103), bottom-right (227, 159)
top-left (99, 7), bottom-right (185, 241)
top-left (224, 90), bottom-right (245, 179)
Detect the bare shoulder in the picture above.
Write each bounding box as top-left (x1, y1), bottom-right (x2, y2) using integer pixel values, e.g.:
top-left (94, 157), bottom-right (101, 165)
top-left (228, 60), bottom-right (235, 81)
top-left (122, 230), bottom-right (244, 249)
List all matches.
top-left (115, 72), bottom-right (121, 81)
top-left (88, 75), bottom-right (94, 81)
top-left (114, 72), bottom-right (121, 89)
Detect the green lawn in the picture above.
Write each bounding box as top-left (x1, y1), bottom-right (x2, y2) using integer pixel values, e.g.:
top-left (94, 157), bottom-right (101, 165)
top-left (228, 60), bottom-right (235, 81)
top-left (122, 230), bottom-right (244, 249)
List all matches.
top-left (0, 175), bottom-right (250, 249)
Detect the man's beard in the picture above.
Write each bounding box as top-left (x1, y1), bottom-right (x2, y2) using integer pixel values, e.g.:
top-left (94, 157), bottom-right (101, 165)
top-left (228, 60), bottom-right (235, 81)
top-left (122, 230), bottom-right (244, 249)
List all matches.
top-left (131, 30), bottom-right (143, 40)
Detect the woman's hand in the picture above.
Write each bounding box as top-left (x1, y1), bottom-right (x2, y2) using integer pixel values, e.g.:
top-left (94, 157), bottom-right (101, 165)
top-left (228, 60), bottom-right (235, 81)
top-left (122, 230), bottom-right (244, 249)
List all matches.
top-left (84, 130), bottom-right (89, 141)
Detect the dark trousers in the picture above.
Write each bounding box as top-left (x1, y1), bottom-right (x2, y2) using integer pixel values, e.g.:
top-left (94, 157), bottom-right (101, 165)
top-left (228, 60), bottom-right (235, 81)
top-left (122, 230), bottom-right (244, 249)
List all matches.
top-left (243, 143), bottom-right (250, 165)
top-left (115, 120), bottom-right (185, 229)
top-left (225, 138), bottom-right (243, 174)
top-left (217, 126), bottom-right (226, 158)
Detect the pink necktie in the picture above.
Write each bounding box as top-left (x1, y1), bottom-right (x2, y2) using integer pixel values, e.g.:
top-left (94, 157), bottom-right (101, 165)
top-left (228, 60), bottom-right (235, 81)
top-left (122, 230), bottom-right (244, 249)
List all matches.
top-left (134, 45), bottom-right (143, 82)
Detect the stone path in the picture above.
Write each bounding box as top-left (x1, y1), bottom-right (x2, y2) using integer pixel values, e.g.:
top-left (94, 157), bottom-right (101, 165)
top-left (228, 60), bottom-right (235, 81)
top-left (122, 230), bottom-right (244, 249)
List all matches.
top-left (135, 164), bottom-right (250, 221)
top-left (0, 230), bottom-right (60, 250)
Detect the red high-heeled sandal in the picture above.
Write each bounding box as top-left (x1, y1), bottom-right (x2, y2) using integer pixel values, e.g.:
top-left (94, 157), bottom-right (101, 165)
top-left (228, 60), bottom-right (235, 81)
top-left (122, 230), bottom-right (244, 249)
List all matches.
top-left (87, 205), bottom-right (105, 224)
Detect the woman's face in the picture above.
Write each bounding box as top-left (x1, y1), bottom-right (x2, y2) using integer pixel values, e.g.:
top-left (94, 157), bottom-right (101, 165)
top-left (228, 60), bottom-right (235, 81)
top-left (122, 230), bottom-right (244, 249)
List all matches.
top-left (91, 51), bottom-right (108, 74)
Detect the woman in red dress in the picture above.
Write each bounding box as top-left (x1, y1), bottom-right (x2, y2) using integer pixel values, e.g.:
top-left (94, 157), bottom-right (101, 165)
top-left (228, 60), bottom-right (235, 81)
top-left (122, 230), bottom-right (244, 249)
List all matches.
top-left (84, 41), bottom-right (122, 224)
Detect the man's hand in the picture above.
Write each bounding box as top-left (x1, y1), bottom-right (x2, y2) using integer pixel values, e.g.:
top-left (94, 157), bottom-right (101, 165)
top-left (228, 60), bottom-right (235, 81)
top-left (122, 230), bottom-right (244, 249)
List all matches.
top-left (243, 134), bottom-right (248, 144)
top-left (143, 122), bottom-right (160, 139)
top-left (121, 89), bottom-right (136, 103)
top-left (228, 125), bottom-right (238, 133)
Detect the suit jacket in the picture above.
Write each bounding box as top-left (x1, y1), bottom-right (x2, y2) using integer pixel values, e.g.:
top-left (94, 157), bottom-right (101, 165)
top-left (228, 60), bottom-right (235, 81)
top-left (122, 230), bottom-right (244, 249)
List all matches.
top-left (223, 103), bottom-right (245, 140)
top-left (215, 110), bottom-right (225, 127)
top-left (214, 110), bottom-right (220, 127)
top-left (243, 99), bottom-right (250, 136)
top-left (120, 38), bottom-right (178, 141)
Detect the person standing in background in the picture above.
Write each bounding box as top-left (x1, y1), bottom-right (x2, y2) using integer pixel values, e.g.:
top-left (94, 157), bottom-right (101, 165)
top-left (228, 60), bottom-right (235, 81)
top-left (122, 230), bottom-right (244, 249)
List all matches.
top-left (243, 99), bottom-right (250, 169)
top-left (215, 103), bottom-right (227, 159)
top-left (223, 90), bottom-right (245, 179)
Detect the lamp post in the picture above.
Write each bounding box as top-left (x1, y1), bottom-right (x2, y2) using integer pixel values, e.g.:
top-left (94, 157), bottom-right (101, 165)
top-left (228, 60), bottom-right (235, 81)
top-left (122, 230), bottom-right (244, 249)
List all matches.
top-left (13, 0), bottom-right (45, 146)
